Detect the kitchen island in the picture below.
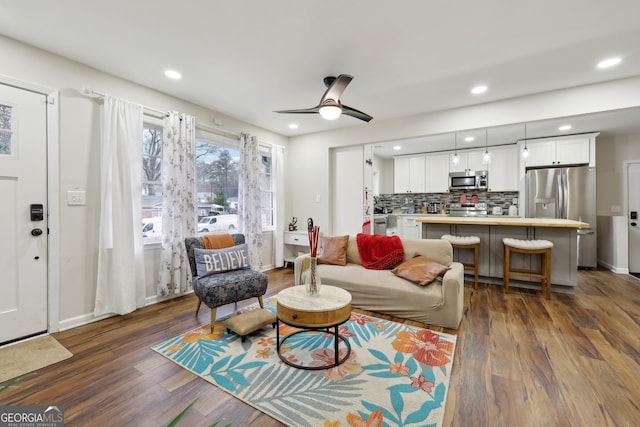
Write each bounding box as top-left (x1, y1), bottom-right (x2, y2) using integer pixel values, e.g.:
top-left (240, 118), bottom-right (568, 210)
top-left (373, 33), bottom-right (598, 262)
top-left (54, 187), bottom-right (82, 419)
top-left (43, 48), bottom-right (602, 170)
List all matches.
top-left (417, 216), bottom-right (590, 291)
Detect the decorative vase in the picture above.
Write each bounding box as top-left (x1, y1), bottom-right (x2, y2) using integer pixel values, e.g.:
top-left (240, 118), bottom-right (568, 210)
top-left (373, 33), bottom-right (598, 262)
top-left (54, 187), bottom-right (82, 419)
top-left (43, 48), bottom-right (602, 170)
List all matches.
top-left (303, 257), bottom-right (322, 296)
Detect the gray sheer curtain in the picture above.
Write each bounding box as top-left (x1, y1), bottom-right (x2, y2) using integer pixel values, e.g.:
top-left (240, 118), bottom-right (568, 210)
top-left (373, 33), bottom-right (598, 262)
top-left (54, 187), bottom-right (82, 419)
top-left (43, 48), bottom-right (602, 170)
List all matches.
top-left (95, 95), bottom-right (145, 315)
top-left (157, 112), bottom-right (196, 296)
top-left (238, 133), bottom-right (263, 269)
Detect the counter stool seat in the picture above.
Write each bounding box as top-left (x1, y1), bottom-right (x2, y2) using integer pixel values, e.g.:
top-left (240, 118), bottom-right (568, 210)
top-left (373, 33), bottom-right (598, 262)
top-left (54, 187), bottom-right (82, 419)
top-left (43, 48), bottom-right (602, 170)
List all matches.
top-left (503, 238), bottom-right (553, 299)
top-left (441, 234), bottom-right (480, 289)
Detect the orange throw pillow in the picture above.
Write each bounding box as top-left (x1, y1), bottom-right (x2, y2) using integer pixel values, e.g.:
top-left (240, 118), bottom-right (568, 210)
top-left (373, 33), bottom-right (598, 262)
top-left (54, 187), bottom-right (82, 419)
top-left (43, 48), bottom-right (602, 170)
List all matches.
top-left (318, 235), bottom-right (349, 266)
top-left (392, 254), bottom-right (450, 286)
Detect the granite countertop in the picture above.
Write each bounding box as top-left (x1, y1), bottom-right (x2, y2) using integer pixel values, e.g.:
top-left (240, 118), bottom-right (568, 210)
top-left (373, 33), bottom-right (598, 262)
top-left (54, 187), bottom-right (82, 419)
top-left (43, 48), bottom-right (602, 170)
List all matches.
top-left (416, 216), bottom-right (590, 228)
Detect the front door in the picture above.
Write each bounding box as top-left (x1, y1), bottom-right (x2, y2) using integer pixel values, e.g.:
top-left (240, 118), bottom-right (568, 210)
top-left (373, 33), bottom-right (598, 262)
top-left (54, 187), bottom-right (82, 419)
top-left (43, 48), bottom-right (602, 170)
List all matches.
top-left (629, 162), bottom-right (640, 275)
top-left (0, 83), bottom-right (48, 343)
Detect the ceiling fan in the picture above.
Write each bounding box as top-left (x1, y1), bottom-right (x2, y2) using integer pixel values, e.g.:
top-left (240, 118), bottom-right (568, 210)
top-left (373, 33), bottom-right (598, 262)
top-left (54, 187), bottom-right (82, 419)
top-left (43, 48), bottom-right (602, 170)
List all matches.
top-left (275, 74), bottom-right (373, 122)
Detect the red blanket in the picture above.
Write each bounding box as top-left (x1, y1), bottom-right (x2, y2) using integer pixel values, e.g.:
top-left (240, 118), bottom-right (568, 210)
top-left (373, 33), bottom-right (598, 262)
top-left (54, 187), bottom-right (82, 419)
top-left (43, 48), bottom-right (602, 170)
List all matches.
top-left (356, 233), bottom-right (405, 270)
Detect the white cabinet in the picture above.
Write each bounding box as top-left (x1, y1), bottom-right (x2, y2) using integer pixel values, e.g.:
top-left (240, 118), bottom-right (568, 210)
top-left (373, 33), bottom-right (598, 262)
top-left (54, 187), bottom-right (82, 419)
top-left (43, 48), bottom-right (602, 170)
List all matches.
top-left (425, 153), bottom-right (450, 193)
top-left (394, 155), bottom-right (426, 193)
top-left (400, 216), bottom-right (421, 239)
top-left (449, 149), bottom-right (486, 173)
top-left (283, 231), bottom-right (309, 267)
top-left (487, 145), bottom-right (519, 192)
top-left (524, 137), bottom-right (590, 167)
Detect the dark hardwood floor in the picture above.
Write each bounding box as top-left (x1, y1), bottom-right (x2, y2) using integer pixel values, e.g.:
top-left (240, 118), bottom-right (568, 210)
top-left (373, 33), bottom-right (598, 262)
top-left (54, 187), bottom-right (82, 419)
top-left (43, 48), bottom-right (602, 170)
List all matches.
top-left (2, 268), bottom-right (640, 426)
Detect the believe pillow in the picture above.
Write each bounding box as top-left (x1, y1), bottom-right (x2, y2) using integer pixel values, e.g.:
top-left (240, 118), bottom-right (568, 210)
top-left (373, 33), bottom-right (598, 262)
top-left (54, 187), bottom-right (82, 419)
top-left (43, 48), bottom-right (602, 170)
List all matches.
top-left (318, 235), bottom-right (349, 266)
top-left (194, 244), bottom-right (250, 278)
top-left (392, 254), bottom-right (450, 286)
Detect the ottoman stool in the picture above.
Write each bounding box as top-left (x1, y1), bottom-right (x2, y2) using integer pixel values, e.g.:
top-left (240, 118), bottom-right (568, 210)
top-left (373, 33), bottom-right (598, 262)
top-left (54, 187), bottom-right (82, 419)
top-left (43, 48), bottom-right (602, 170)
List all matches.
top-left (224, 308), bottom-right (277, 342)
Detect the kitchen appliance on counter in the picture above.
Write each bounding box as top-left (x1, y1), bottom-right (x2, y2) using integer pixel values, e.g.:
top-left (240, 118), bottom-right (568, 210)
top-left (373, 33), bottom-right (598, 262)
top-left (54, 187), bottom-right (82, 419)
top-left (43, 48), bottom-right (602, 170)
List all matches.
top-left (373, 214), bottom-right (388, 235)
top-left (426, 202), bottom-right (441, 214)
top-left (449, 171), bottom-right (488, 191)
top-left (526, 166), bottom-right (596, 268)
top-left (449, 202), bottom-right (488, 217)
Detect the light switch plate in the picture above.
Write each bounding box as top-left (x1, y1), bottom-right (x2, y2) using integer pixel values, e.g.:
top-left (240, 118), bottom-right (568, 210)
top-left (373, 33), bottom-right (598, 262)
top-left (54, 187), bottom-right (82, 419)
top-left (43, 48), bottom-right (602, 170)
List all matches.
top-left (67, 190), bottom-right (86, 206)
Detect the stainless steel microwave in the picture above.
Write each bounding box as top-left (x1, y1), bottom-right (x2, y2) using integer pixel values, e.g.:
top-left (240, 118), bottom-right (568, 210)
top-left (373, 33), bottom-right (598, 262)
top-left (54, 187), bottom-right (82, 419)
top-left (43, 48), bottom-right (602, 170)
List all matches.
top-left (448, 171), bottom-right (488, 190)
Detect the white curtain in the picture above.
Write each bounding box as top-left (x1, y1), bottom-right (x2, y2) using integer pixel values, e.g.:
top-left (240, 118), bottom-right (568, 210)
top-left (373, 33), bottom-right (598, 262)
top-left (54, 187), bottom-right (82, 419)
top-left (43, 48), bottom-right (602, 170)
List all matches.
top-left (157, 112), bottom-right (196, 296)
top-left (273, 145), bottom-right (286, 267)
top-left (238, 133), bottom-right (264, 269)
top-left (95, 95), bottom-right (145, 316)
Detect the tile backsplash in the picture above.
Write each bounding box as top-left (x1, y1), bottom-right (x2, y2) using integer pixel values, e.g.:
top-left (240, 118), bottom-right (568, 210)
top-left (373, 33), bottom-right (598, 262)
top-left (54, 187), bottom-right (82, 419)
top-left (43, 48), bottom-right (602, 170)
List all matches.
top-left (374, 191), bottom-right (520, 214)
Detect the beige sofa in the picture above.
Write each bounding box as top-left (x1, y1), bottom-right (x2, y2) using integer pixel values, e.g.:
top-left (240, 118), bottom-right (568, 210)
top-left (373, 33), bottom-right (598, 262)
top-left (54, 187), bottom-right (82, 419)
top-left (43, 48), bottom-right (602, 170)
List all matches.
top-left (294, 237), bottom-right (464, 329)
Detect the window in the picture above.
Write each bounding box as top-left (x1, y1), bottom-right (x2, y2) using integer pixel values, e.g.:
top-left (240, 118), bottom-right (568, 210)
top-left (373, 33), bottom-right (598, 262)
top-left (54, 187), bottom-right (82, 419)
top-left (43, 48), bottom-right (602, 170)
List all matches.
top-left (142, 119), bottom-right (163, 243)
top-left (0, 104), bottom-right (14, 155)
top-left (195, 132), bottom-right (239, 233)
top-left (259, 146), bottom-right (274, 229)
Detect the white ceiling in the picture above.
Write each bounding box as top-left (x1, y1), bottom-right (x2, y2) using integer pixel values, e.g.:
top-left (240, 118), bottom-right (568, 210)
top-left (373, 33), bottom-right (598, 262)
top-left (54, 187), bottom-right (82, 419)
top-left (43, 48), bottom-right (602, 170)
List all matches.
top-left (2, 0), bottom-right (640, 141)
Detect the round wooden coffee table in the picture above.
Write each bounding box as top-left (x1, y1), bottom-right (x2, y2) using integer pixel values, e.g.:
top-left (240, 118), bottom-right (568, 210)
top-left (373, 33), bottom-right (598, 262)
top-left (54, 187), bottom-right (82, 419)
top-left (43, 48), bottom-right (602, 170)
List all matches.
top-left (276, 285), bottom-right (352, 370)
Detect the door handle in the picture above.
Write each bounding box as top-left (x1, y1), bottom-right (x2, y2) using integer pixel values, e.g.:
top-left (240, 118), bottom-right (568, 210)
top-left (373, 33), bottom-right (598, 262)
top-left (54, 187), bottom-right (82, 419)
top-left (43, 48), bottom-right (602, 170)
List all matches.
top-left (631, 222), bottom-right (637, 227)
top-left (31, 228), bottom-right (43, 236)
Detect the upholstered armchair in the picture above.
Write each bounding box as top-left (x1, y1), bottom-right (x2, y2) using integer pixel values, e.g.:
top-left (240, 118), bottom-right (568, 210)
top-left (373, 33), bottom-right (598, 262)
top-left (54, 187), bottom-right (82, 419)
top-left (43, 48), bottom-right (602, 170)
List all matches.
top-left (185, 233), bottom-right (268, 332)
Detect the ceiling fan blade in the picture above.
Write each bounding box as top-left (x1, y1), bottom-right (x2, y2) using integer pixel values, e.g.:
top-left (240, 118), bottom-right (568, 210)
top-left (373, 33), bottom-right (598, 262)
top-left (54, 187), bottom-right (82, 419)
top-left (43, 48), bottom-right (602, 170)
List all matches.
top-left (341, 104), bottom-right (373, 122)
top-left (321, 74), bottom-right (353, 103)
top-left (274, 106), bottom-right (320, 114)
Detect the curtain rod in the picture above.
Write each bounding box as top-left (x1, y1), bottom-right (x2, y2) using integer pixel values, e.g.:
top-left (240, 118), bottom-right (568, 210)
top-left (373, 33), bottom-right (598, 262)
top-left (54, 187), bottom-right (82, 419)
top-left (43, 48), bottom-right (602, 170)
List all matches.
top-left (195, 121), bottom-right (240, 140)
top-left (82, 87), bottom-right (168, 117)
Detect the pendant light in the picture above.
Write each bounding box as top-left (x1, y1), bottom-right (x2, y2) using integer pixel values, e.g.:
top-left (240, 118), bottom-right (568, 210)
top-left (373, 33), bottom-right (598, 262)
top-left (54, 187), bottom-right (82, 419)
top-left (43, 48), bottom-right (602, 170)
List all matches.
top-left (452, 133), bottom-right (460, 165)
top-left (522, 123), bottom-right (529, 158)
top-left (482, 129), bottom-right (491, 163)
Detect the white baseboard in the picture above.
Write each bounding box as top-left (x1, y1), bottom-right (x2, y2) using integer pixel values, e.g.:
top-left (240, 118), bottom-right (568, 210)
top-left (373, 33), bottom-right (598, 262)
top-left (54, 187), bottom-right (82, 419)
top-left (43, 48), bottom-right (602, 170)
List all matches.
top-left (57, 290), bottom-right (194, 332)
top-left (597, 259), bottom-right (629, 274)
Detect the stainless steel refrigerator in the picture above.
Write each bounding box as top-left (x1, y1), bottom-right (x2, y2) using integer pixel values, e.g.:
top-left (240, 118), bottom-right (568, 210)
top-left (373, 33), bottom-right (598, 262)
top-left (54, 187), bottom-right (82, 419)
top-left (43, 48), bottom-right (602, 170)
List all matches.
top-left (526, 166), bottom-right (597, 268)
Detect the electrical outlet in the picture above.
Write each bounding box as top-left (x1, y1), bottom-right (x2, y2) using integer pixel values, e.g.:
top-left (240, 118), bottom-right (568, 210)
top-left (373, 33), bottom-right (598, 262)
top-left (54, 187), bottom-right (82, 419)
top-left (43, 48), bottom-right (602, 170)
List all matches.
top-left (67, 190), bottom-right (86, 206)
top-left (611, 205), bottom-right (621, 213)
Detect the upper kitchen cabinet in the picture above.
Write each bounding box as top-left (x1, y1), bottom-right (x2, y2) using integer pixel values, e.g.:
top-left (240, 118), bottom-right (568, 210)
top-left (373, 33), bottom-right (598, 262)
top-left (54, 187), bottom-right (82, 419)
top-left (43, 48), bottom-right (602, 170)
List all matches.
top-left (394, 155), bottom-right (426, 193)
top-left (449, 149), bottom-right (486, 173)
top-left (425, 153), bottom-right (450, 193)
top-left (523, 134), bottom-right (597, 168)
top-left (487, 145), bottom-right (519, 192)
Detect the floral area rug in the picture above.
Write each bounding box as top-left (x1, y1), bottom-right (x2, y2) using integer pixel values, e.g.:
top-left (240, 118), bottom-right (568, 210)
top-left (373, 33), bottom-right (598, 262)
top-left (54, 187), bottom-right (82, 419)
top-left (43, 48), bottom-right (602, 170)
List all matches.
top-left (152, 298), bottom-right (456, 427)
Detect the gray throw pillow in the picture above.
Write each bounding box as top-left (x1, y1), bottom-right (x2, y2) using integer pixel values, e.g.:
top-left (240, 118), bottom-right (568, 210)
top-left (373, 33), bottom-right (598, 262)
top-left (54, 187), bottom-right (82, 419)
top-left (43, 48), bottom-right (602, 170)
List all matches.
top-left (194, 244), bottom-right (250, 277)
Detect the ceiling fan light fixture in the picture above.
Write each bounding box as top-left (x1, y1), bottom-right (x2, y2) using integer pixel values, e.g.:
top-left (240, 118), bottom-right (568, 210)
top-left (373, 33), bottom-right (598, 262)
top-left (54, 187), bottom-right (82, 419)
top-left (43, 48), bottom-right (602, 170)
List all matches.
top-left (319, 104), bottom-right (342, 120)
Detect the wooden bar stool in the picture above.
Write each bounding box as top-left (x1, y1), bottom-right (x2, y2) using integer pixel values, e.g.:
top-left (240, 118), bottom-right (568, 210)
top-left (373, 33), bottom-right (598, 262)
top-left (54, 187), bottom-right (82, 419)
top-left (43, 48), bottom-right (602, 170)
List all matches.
top-left (502, 238), bottom-right (553, 299)
top-left (441, 234), bottom-right (480, 289)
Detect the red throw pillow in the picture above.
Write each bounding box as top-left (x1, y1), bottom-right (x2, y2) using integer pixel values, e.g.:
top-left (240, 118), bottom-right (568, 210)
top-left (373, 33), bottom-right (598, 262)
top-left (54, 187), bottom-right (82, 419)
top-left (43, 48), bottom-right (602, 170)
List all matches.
top-left (392, 254), bottom-right (450, 286)
top-left (356, 233), bottom-right (404, 270)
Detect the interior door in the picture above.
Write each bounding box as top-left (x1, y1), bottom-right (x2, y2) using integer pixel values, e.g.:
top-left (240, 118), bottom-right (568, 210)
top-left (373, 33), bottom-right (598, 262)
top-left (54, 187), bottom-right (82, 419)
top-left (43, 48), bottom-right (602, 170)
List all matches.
top-left (629, 162), bottom-right (640, 274)
top-left (0, 83), bottom-right (48, 343)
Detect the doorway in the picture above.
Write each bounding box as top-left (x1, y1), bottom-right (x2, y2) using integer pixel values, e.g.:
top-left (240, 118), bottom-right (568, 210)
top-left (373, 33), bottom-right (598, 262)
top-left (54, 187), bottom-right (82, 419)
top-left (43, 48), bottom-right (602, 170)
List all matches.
top-left (629, 162), bottom-right (640, 277)
top-left (331, 146), bottom-right (364, 235)
top-left (0, 83), bottom-right (49, 344)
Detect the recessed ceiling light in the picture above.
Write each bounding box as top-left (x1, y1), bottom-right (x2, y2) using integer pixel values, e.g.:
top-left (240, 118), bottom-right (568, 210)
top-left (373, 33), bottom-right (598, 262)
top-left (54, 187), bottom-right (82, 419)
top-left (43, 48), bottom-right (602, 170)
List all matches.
top-left (164, 69), bottom-right (182, 80)
top-left (393, 146), bottom-right (402, 151)
top-left (558, 124), bottom-right (572, 131)
top-left (471, 85), bottom-right (487, 95)
top-left (288, 123), bottom-right (298, 129)
top-left (597, 57), bottom-right (621, 69)
top-left (464, 136), bottom-right (475, 142)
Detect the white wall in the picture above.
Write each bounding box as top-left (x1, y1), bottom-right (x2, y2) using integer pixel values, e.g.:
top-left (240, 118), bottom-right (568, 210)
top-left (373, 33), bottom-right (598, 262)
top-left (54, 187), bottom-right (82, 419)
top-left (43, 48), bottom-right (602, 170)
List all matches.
top-left (0, 35), bottom-right (288, 329)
